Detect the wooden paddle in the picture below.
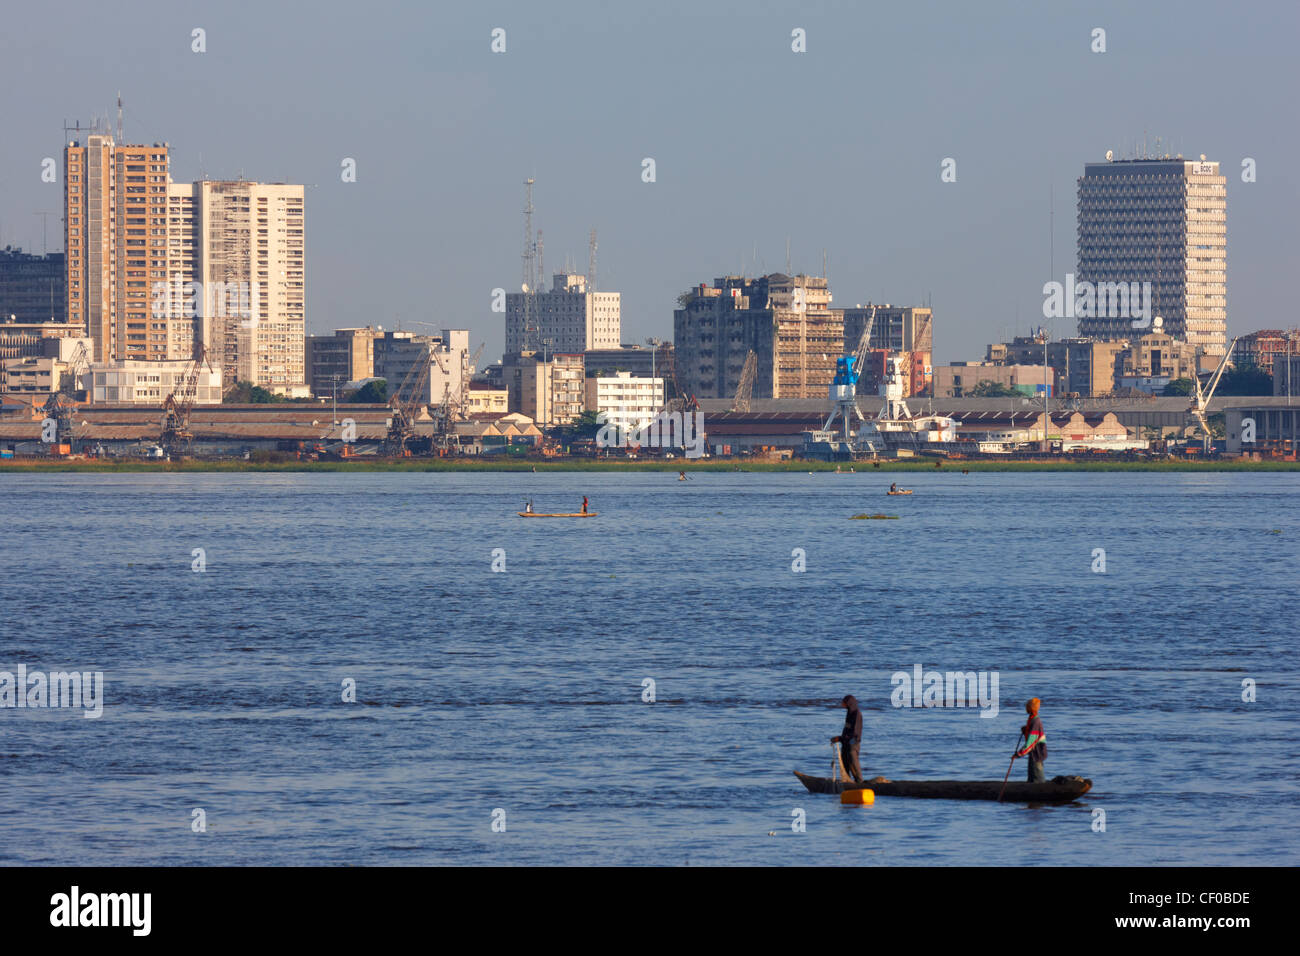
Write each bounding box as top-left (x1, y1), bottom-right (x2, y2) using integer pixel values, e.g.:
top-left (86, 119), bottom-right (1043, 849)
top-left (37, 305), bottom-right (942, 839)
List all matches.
top-left (997, 731), bottom-right (1026, 802)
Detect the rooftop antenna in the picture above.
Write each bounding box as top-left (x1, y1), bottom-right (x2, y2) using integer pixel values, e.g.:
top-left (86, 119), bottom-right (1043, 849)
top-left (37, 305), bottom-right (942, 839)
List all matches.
top-left (786, 237), bottom-right (791, 275)
top-left (62, 119), bottom-right (95, 147)
top-left (116, 92), bottom-right (123, 142)
top-left (588, 228), bottom-right (597, 292)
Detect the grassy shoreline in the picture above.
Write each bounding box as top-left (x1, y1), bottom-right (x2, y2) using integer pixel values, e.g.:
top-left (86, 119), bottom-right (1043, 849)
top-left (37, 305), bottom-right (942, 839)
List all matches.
top-left (2, 457), bottom-right (1298, 474)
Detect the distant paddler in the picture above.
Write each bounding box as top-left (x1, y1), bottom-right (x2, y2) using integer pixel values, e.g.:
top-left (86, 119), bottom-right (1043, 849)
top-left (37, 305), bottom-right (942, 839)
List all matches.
top-left (523, 499), bottom-right (534, 514)
top-left (830, 695), bottom-right (864, 784)
top-left (1013, 698), bottom-right (1048, 782)
top-left (679, 470), bottom-right (688, 481)
top-left (581, 495), bottom-right (589, 514)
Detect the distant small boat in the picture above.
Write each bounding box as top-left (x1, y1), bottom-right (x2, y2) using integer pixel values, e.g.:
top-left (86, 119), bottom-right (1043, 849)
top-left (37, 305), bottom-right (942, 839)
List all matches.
top-left (794, 771), bottom-right (1091, 803)
top-left (518, 512), bottom-right (598, 518)
top-left (887, 489), bottom-right (913, 495)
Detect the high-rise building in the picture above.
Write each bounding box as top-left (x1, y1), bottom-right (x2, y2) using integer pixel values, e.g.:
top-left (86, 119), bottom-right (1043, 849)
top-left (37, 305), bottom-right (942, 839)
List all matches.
top-left (64, 135), bottom-right (172, 362)
top-left (0, 249), bottom-right (66, 324)
top-left (162, 183), bottom-right (199, 360)
top-left (505, 273), bottom-right (620, 354)
top-left (674, 274), bottom-right (841, 400)
top-left (164, 181), bottom-right (306, 389)
top-left (1076, 156), bottom-right (1227, 356)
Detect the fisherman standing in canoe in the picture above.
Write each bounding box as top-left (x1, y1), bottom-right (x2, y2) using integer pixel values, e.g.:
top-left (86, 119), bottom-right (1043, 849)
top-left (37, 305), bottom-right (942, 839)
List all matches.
top-left (1014, 698), bottom-right (1047, 782)
top-left (581, 495), bottom-right (589, 514)
top-left (830, 695), bottom-right (863, 784)
top-left (524, 499), bottom-right (534, 514)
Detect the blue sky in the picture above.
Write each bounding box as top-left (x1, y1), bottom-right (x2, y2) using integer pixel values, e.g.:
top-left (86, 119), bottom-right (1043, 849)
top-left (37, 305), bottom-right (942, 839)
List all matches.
top-left (1, 0), bottom-right (1295, 362)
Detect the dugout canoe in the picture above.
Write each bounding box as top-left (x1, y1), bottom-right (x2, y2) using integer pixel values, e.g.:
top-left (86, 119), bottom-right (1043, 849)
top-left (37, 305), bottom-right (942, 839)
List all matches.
top-left (517, 512), bottom-right (598, 518)
top-left (886, 490), bottom-right (913, 495)
top-left (793, 771), bottom-right (1091, 803)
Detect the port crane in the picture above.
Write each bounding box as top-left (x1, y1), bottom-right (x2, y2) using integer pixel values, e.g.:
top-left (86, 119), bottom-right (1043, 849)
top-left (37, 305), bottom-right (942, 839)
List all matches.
top-left (159, 346), bottom-right (215, 459)
top-left (660, 345), bottom-right (698, 416)
top-left (40, 340), bottom-right (90, 453)
top-left (384, 349), bottom-right (432, 456)
top-left (1188, 336), bottom-right (1239, 452)
top-left (730, 350), bottom-right (757, 412)
top-left (822, 306), bottom-right (876, 442)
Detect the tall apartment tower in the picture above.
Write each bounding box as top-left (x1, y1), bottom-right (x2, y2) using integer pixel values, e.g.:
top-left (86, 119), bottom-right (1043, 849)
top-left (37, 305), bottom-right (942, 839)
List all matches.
top-left (505, 272), bottom-right (620, 354)
top-left (166, 180), bottom-right (306, 387)
top-left (1076, 156), bottom-right (1227, 356)
top-left (164, 183), bottom-right (199, 360)
top-left (64, 135), bottom-right (172, 362)
top-left (674, 273), bottom-right (842, 400)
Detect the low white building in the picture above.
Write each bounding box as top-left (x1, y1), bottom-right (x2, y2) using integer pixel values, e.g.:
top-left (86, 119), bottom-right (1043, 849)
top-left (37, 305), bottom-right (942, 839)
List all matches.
top-left (80, 360), bottom-right (224, 405)
top-left (585, 371), bottom-right (664, 431)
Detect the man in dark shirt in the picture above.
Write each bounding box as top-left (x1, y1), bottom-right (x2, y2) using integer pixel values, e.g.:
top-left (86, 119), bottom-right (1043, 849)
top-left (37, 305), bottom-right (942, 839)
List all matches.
top-left (1015, 697), bottom-right (1047, 782)
top-left (830, 695), bottom-right (863, 783)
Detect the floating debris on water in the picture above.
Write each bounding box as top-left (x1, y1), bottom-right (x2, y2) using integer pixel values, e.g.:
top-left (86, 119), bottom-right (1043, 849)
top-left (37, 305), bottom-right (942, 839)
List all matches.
top-left (851, 513), bottom-right (899, 520)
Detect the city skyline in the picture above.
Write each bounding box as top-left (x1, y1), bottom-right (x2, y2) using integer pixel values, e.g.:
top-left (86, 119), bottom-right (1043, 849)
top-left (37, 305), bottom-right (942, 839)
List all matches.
top-left (0, 1), bottom-right (1295, 365)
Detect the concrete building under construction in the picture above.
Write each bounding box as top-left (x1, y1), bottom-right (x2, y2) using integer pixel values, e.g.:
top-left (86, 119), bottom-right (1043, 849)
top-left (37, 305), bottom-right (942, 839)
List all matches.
top-left (673, 274), bottom-right (842, 401)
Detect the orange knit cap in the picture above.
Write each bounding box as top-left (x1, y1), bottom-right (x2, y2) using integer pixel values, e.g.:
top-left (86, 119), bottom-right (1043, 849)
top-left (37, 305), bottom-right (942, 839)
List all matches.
top-left (1026, 698), bottom-right (1041, 715)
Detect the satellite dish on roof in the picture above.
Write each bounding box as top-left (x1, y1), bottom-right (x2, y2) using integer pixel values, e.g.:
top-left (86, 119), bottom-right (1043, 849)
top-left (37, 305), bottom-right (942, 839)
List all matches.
top-left (521, 283), bottom-right (530, 293)
top-left (1105, 149), bottom-right (1114, 161)
top-left (1153, 315), bottom-right (1164, 330)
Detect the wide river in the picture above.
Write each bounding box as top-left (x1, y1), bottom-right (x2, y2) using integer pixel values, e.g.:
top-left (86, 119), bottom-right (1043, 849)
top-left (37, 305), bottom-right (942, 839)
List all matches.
top-left (1, 470), bottom-right (1296, 865)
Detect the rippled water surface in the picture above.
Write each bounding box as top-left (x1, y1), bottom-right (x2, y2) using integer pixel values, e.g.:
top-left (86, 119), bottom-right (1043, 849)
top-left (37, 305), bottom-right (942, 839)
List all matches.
top-left (1, 470), bottom-right (1296, 865)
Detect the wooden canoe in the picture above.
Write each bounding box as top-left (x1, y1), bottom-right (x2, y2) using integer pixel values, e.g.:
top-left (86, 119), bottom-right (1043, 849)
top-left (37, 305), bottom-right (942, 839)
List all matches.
top-left (886, 490), bottom-right (913, 495)
top-left (793, 771), bottom-right (1091, 803)
top-left (517, 512), bottom-right (598, 518)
